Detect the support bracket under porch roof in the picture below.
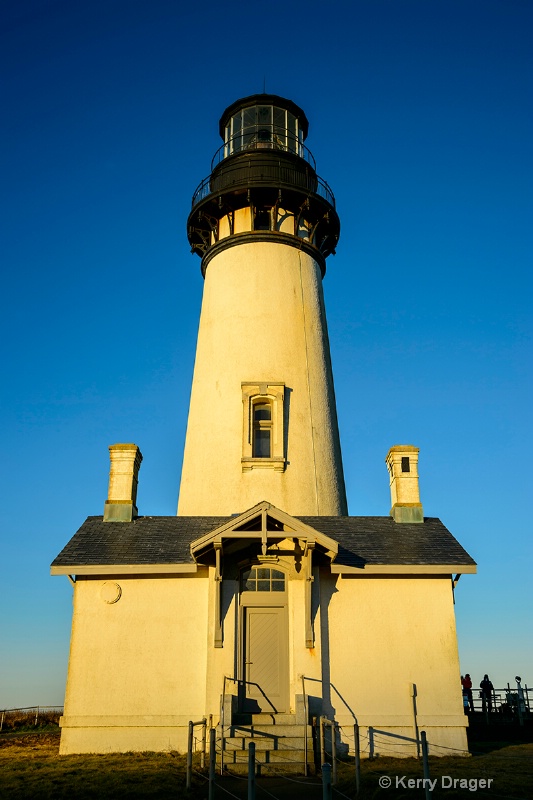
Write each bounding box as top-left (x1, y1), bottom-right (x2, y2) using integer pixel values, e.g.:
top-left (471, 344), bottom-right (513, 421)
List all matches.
top-left (189, 501), bottom-right (338, 649)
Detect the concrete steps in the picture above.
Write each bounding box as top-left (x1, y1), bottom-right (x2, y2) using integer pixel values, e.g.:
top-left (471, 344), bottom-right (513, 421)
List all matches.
top-left (220, 713), bottom-right (315, 776)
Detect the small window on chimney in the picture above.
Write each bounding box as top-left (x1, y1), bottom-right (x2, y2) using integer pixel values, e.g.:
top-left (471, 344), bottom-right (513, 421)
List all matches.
top-left (401, 456), bottom-right (410, 473)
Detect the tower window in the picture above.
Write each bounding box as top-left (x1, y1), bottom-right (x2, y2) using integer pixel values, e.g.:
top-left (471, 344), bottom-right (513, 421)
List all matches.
top-left (225, 105), bottom-right (301, 157)
top-left (401, 457), bottom-right (410, 473)
top-left (252, 402), bottom-right (272, 457)
top-left (241, 382), bottom-right (286, 472)
top-left (254, 209), bottom-right (271, 231)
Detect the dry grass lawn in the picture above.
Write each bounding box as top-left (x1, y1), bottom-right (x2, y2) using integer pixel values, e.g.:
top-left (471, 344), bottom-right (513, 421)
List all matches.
top-left (1, 730), bottom-right (532, 799)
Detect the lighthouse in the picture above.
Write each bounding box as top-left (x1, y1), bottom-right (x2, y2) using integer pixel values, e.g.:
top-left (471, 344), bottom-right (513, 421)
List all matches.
top-left (52, 93), bottom-right (475, 759)
top-left (178, 94), bottom-right (347, 517)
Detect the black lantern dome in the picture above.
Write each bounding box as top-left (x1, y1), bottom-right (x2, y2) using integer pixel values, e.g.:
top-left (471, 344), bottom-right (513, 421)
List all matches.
top-left (187, 94), bottom-right (340, 276)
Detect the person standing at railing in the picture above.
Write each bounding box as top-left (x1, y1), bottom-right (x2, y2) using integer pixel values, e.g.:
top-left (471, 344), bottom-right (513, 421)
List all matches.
top-left (480, 674), bottom-right (494, 713)
top-left (461, 674), bottom-right (474, 713)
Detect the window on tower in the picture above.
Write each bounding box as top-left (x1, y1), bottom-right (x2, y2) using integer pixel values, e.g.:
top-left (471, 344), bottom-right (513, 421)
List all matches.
top-left (252, 402), bottom-right (272, 457)
top-left (224, 105), bottom-right (302, 157)
top-left (254, 209), bottom-right (271, 231)
top-left (241, 383), bottom-right (286, 472)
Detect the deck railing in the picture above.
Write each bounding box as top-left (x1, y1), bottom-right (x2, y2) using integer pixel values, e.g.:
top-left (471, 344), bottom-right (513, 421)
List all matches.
top-left (191, 170), bottom-right (335, 209)
top-left (464, 683), bottom-right (531, 720)
top-left (211, 132), bottom-right (316, 172)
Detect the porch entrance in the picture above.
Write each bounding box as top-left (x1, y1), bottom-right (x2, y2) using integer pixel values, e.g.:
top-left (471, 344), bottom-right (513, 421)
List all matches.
top-left (239, 566), bottom-right (289, 714)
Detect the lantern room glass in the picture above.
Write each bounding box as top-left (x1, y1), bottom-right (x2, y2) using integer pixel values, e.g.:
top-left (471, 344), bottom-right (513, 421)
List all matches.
top-left (224, 105), bottom-right (302, 157)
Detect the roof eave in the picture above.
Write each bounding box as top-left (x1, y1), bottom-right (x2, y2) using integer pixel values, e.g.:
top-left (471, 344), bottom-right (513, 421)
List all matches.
top-left (50, 563), bottom-right (200, 576)
top-left (331, 564), bottom-right (477, 575)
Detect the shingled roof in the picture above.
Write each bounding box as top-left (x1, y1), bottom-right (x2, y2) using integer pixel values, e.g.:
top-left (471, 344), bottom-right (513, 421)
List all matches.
top-left (299, 516), bottom-right (475, 569)
top-left (51, 514), bottom-right (476, 574)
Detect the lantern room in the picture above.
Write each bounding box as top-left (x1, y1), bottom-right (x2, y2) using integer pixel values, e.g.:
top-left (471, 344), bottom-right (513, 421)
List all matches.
top-left (187, 94), bottom-right (340, 272)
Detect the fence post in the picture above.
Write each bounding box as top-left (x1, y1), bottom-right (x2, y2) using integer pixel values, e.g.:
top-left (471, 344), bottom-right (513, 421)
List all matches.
top-left (482, 694), bottom-right (489, 725)
top-left (331, 722), bottom-right (337, 786)
top-left (34, 707), bottom-right (39, 726)
top-left (421, 731), bottom-right (432, 800)
top-left (209, 727), bottom-right (216, 800)
top-left (248, 740), bottom-right (256, 800)
top-left (220, 678), bottom-right (226, 776)
top-left (0, 712), bottom-right (4, 733)
top-left (368, 726), bottom-right (374, 759)
top-left (319, 716), bottom-right (326, 766)
top-left (411, 683), bottom-right (420, 758)
top-left (354, 723), bottom-right (361, 796)
top-left (516, 679), bottom-right (525, 726)
top-left (186, 720), bottom-right (194, 790)
top-left (201, 718), bottom-right (207, 769)
top-left (301, 674), bottom-right (308, 778)
top-left (322, 763), bottom-right (332, 800)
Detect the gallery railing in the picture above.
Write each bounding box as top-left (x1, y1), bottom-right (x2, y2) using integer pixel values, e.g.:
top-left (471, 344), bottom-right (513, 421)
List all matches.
top-left (191, 169), bottom-right (335, 209)
top-left (211, 132), bottom-right (316, 171)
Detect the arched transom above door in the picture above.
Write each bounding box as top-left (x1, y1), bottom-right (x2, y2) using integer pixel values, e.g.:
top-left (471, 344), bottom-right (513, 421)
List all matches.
top-left (241, 566), bottom-right (286, 593)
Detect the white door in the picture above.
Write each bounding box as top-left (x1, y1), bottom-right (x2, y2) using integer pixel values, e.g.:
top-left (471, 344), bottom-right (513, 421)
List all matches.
top-left (244, 606), bottom-right (288, 713)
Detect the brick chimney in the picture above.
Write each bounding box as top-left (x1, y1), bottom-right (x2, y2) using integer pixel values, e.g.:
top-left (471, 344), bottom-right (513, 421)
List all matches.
top-left (103, 444), bottom-right (143, 522)
top-left (385, 445), bottom-right (423, 523)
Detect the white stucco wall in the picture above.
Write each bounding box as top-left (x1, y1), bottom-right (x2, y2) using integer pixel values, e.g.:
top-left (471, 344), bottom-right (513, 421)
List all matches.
top-left (321, 571), bottom-right (468, 755)
top-left (177, 241), bottom-right (347, 516)
top-left (59, 574), bottom-right (210, 754)
top-left (59, 567), bottom-right (467, 755)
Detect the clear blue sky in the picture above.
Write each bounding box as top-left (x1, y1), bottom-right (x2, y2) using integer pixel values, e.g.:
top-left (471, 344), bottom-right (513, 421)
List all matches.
top-left (1, 0), bottom-right (531, 708)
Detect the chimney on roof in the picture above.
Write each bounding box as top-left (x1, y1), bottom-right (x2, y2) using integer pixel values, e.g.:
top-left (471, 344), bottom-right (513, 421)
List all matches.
top-left (385, 445), bottom-right (424, 523)
top-left (103, 444), bottom-right (143, 522)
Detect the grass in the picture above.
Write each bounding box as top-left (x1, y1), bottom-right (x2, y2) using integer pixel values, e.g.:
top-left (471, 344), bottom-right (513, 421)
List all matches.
top-left (0, 733), bottom-right (197, 799)
top-left (0, 709), bottom-right (62, 734)
top-left (1, 730), bottom-right (532, 799)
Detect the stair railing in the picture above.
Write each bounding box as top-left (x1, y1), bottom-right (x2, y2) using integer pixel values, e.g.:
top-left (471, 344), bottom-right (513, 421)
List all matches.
top-left (300, 675), bottom-right (358, 721)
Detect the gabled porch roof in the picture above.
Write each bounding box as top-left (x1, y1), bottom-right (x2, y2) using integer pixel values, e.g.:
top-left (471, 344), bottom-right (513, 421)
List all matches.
top-left (190, 501), bottom-right (338, 565)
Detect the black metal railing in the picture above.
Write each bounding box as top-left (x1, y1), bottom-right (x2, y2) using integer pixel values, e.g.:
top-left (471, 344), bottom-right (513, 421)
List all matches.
top-left (191, 170), bottom-right (335, 209)
top-left (463, 684), bottom-right (531, 719)
top-left (211, 131), bottom-right (316, 171)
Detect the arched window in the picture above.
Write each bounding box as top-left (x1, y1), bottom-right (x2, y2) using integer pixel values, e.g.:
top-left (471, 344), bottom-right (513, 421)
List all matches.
top-left (252, 401), bottom-right (272, 457)
top-left (241, 567), bottom-right (286, 592)
top-left (241, 382), bottom-right (285, 471)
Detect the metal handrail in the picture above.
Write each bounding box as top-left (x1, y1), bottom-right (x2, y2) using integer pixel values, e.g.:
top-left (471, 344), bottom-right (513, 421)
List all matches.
top-left (223, 675), bottom-right (278, 714)
top-left (301, 675), bottom-right (358, 723)
top-left (211, 132), bottom-right (316, 171)
top-left (191, 171), bottom-right (335, 208)
top-left (220, 674), bottom-right (279, 775)
top-left (465, 684), bottom-right (531, 716)
top-left (0, 706), bottom-right (64, 712)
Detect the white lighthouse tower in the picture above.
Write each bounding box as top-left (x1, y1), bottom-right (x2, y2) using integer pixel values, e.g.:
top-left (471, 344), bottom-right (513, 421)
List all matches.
top-left (178, 94), bottom-right (347, 517)
top-left (53, 92), bottom-right (475, 759)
